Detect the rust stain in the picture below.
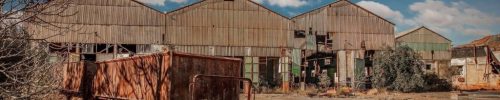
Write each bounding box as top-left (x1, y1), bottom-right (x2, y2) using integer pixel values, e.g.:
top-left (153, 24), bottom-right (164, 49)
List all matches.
top-left (62, 52), bottom-right (242, 100)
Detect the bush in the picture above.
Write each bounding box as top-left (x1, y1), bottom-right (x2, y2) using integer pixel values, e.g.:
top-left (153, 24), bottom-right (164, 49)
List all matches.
top-left (423, 74), bottom-right (452, 91)
top-left (371, 46), bottom-right (426, 92)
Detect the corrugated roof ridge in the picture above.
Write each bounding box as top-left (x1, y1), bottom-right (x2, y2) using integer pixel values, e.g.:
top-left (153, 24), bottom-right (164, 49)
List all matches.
top-left (395, 26), bottom-right (423, 38)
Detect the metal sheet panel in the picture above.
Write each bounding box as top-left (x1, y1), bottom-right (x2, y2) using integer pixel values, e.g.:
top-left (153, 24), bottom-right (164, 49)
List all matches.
top-left (60, 52), bottom-right (241, 100)
top-left (292, 49), bottom-right (302, 76)
top-left (165, 0), bottom-right (292, 48)
top-left (28, 0), bottom-right (166, 44)
top-left (292, 0), bottom-right (395, 50)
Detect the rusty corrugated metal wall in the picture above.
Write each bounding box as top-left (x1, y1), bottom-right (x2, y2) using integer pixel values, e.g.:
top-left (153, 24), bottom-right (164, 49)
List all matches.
top-left (28, 0), bottom-right (165, 44)
top-left (165, 0), bottom-right (292, 57)
top-left (93, 54), bottom-right (169, 100)
top-left (171, 53), bottom-right (241, 100)
top-left (63, 52), bottom-right (241, 100)
top-left (292, 0), bottom-right (395, 50)
top-left (62, 62), bottom-right (85, 93)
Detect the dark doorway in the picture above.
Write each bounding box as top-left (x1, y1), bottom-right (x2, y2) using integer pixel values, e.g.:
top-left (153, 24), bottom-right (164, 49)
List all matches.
top-left (81, 54), bottom-right (96, 62)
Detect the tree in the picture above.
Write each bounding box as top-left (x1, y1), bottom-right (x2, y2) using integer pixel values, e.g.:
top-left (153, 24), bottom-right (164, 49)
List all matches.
top-left (1, 0), bottom-right (74, 99)
top-left (371, 46), bottom-right (426, 92)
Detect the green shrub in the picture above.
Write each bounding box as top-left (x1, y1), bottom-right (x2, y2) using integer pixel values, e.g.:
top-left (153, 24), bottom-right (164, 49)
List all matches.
top-left (371, 46), bottom-right (426, 92)
top-left (423, 74), bottom-right (452, 91)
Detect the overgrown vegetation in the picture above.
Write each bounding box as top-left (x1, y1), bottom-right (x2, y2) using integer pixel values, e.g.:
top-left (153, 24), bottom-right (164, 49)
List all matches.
top-left (318, 72), bottom-right (331, 92)
top-left (371, 46), bottom-right (447, 92)
top-left (354, 60), bottom-right (367, 90)
top-left (423, 74), bottom-right (452, 91)
top-left (1, 0), bottom-right (74, 99)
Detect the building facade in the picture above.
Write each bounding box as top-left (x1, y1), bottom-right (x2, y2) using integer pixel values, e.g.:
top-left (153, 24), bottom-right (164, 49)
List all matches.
top-left (451, 46), bottom-right (500, 90)
top-left (396, 26), bottom-right (452, 77)
top-left (164, 0), bottom-right (296, 91)
top-left (27, 0), bottom-right (167, 61)
top-left (28, 0), bottom-right (398, 90)
top-left (292, 0), bottom-right (395, 86)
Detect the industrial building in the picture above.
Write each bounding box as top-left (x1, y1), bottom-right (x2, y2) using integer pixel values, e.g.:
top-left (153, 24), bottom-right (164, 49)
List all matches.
top-left (396, 26), bottom-right (452, 77)
top-left (292, 0), bottom-right (395, 86)
top-left (452, 35), bottom-right (500, 90)
top-left (27, 0), bottom-right (397, 91)
top-left (164, 0), bottom-right (296, 91)
top-left (27, 0), bottom-right (167, 61)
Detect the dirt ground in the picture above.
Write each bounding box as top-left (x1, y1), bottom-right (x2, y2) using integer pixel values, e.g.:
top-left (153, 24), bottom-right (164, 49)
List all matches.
top-left (240, 91), bottom-right (500, 100)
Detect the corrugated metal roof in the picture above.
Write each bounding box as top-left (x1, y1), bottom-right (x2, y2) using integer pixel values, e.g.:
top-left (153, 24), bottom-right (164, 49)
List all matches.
top-left (457, 34), bottom-right (500, 50)
top-left (395, 27), bottom-right (421, 38)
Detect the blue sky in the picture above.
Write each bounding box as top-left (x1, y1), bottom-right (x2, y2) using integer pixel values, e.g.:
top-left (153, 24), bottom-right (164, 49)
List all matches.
top-left (137, 0), bottom-right (500, 46)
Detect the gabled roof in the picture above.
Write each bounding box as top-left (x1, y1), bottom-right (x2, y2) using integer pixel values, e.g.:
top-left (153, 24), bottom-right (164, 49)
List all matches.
top-left (396, 26), bottom-right (452, 42)
top-left (290, 0), bottom-right (394, 25)
top-left (165, 0), bottom-right (290, 20)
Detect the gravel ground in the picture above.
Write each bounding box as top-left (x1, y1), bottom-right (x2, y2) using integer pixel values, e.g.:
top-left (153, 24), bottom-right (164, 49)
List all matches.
top-left (240, 91), bottom-right (500, 100)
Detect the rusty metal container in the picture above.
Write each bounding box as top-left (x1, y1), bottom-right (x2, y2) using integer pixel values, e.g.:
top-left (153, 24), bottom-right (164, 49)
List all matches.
top-left (63, 52), bottom-right (242, 100)
top-left (62, 62), bottom-right (85, 94)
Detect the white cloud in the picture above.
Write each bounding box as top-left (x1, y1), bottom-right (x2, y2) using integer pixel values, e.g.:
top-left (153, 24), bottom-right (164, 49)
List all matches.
top-left (253, 0), bottom-right (308, 8)
top-left (357, 1), bottom-right (413, 25)
top-left (409, 0), bottom-right (500, 35)
top-left (358, 0), bottom-right (500, 38)
top-left (137, 0), bottom-right (166, 6)
top-left (137, 0), bottom-right (189, 6)
top-left (252, 0), bottom-right (263, 4)
top-left (169, 0), bottom-right (188, 3)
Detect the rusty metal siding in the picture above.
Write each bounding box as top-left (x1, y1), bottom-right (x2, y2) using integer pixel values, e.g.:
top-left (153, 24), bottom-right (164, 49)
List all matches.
top-left (165, 0), bottom-right (292, 56)
top-left (292, 0), bottom-right (395, 50)
top-left (28, 0), bottom-right (165, 44)
top-left (88, 52), bottom-right (241, 100)
top-left (170, 53), bottom-right (241, 100)
top-left (93, 54), bottom-right (168, 100)
top-left (62, 62), bottom-right (85, 93)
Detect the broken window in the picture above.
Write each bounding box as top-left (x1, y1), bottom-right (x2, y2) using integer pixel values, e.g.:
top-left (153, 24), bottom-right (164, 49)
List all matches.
top-left (96, 44), bottom-right (113, 53)
top-left (136, 45), bottom-right (151, 53)
top-left (119, 44), bottom-right (137, 53)
top-left (458, 66), bottom-right (465, 76)
top-left (81, 54), bottom-right (96, 62)
top-left (49, 43), bottom-right (77, 53)
top-left (81, 44), bottom-right (95, 54)
top-left (258, 57), bottom-right (280, 87)
top-left (425, 64), bottom-right (432, 70)
top-left (294, 30), bottom-right (306, 38)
